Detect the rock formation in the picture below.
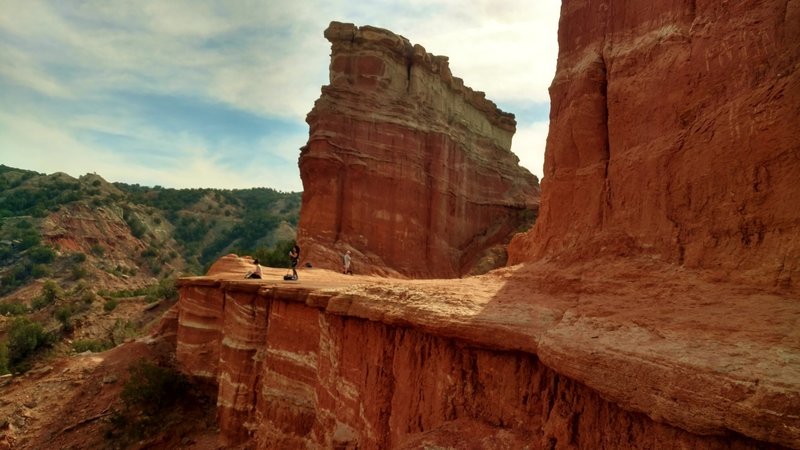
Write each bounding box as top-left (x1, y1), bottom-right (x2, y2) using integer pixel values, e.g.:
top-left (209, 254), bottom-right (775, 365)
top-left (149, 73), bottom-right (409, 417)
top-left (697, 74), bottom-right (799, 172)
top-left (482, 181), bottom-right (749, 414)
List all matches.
top-left (297, 22), bottom-right (539, 279)
top-left (167, 3), bottom-right (800, 449)
top-left (172, 266), bottom-right (798, 449)
top-left (508, 0), bottom-right (800, 290)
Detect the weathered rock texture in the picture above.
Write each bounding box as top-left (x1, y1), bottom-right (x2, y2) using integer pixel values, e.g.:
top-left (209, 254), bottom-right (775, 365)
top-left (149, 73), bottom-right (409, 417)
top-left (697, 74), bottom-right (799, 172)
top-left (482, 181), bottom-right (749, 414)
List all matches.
top-left (298, 21), bottom-right (539, 279)
top-left (509, 0), bottom-right (800, 290)
top-left (173, 266), bottom-right (798, 449)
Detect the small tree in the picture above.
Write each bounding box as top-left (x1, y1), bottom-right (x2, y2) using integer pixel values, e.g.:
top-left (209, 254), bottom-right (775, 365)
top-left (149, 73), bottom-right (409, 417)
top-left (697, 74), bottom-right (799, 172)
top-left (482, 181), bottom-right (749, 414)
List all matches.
top-left (55, 305), bottom-right (74, 333)
top-left (32, 280), bottom-right (61, 309)
top-left (0, 341), bottom-right (9, 375)
top-left (6, 317), bottom-right (53, 372)
top-left (28, 245), bottom-right (55, 263)
top-left (104, 359), bottom-right (191, 443)
top-left (104, 298), bottom-right (119, 312)
top-left (122, 360), bottom-right (188, 414)
top-left (42, 280), bottom-right (61, 301)
top-left (0, 301), bottom-right (28, 316)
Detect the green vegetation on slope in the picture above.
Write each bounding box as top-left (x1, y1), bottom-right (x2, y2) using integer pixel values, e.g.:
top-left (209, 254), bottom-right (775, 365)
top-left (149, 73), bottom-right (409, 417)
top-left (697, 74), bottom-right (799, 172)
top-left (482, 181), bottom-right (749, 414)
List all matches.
top-left (0, 164), bottom-right (302, 283)
top-left (113, 182), bottom-right (301, 270)
top-left (0, 164), bottom-right (303, 374)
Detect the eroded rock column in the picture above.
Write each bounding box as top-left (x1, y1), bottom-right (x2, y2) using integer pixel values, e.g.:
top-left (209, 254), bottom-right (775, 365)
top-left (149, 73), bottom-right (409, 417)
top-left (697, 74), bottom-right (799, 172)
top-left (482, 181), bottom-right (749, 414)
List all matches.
top-left (298, 22), bottom-right (539, 278)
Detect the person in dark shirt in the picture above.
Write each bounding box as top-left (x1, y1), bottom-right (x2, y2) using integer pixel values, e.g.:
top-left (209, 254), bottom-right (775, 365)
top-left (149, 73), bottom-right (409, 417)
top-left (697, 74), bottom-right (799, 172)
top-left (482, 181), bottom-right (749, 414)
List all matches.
top-left (289, 245), bottom-right (300, 280)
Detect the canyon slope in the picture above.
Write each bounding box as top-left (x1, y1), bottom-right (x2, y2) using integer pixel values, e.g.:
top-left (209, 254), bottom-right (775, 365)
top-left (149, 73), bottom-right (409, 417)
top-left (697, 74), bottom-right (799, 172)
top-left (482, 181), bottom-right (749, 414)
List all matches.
top-left (297, 22), bottom-right (539, 279)
top-left (166, 2), bottom-right (800, 449)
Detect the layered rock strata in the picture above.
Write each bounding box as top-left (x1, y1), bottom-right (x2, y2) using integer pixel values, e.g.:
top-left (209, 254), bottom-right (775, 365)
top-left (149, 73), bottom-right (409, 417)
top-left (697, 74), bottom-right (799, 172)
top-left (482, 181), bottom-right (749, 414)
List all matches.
top-left (173, 266), bottom-right (798, 449)
top-left (298, 21), bottom-right (538, 279)
top-left (509, 0), bottom-right (800, 289)
top-left (166, 2), bottom-right (800, 448)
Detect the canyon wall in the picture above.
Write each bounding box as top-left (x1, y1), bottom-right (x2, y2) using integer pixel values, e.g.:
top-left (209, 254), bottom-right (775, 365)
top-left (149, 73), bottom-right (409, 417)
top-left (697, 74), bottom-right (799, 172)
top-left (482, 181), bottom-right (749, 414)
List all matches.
top-left (297, 22), bottom-right (539, 279)
top-left (172, 273), bottom-right (795, 449)
top-left (509, 0), bottom-right (800, 288)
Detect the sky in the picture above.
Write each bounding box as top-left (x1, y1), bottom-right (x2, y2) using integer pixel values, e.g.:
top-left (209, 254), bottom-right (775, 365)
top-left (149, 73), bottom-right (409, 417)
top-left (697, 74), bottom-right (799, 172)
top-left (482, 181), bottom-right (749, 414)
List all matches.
top-left (0, 0), bottom-right (560, 192)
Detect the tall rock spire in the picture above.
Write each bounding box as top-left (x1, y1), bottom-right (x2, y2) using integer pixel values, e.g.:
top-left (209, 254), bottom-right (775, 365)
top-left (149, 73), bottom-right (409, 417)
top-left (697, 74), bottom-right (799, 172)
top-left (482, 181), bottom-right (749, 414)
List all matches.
top-left (298, 22), bottom-right (539, 279)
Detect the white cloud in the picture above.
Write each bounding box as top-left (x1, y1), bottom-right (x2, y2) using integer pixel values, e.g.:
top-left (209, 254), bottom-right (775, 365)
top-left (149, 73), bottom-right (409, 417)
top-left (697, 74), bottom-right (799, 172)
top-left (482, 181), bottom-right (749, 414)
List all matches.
top-left (123, 146), bottom-right (300, 191)
top-left (0, 44), bottom-right (72, 98)
top-left (511, 120), bottom-right (549, 179)
top-left (0, 0), bottom-right (559, 189)
top-left (0, 109), bottom-right (304, 191)
top-left (0, 111), bottom-right (126, 177)
top-left (346, 0), bottom-right (560, 104)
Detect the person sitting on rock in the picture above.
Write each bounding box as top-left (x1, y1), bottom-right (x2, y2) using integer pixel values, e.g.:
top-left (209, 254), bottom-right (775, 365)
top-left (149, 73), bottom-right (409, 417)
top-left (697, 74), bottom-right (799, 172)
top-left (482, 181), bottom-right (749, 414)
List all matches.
top-left (246, 258), bottom-right (263, 279)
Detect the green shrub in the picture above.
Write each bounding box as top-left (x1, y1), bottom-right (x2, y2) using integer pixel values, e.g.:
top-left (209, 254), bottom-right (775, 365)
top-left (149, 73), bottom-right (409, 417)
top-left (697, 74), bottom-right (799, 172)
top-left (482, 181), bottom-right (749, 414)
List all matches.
top-left (90, 244), bottom-right (105, 256)
top-left (0, 245), bottom-right (13, 261)
top-left (42, 280), bottom-right (61, 300)
top-left (154, 277), bottom-right (178, 302)
top-left (103, 298), bottom-right (119, 312)
top-left (15, 219), bottom-right (33, 230)
top-left (28, 245), bottom-right (55, 263)
top-left (104, 360), bottom-right (190, 443)
top-left (124, 212), bottom-right (146, 239)
top-left (5, 317), bottom-right (53, 372)
top-left (0, 301), bottom-right (28, 316)
top-left (0, 341), bottom-right (8, 375)
top-left (71, 252), bottom-right (87, 263)
top-left (30, 297), bottom-right (49, 310)
top-left (30, 264), bottom-right (48, 279)
top-left (110, 319), bottom-right (138, 345)
top-left (70, 264), bottom-right (87, 280)
top-left (122, 360), bottom-right (188, 413)
top-left (81, 291), bottom-right (95, 304)
top-left (54, 306), bottom-right (74, 332)
top-left (32, 280), bottom-right (61, 310)
top-left (18, 233), bottom-right (40, 250)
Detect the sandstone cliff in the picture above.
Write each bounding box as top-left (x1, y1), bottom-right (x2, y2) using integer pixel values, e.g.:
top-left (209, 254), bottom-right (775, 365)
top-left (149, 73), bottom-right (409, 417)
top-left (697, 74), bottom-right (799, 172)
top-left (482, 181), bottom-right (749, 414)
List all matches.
top-left (508, 0), bottom-right (800, 290)
top-left (173, 263), bottom-right (798, 449)
top-left (297, 22), bottom-right (539, 279)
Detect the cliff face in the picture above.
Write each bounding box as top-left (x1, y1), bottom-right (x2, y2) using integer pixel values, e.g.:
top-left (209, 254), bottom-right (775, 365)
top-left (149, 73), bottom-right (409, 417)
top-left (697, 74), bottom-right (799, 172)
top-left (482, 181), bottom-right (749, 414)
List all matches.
top-left (298, 22), bottom-right (539, 279)
top-left (509, 0), bottom-right (800, 288)
top-left (173, 266), bottom-right (797, 449)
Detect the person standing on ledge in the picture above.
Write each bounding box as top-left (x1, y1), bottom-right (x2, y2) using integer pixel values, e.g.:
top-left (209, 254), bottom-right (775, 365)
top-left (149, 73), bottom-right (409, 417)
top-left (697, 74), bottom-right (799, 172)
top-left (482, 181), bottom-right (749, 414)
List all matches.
top-left (246, 258), bottom-right (263, 279)
top-left (342, 250), bottom-right (352, 275)
top-left (289, 244), bottom-right (300, 280)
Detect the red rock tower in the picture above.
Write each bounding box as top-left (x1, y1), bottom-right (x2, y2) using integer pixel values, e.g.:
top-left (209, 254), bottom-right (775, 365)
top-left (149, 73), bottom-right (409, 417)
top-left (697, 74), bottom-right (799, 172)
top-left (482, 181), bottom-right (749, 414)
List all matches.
top-left (298, 22), bottom-right (539, 279)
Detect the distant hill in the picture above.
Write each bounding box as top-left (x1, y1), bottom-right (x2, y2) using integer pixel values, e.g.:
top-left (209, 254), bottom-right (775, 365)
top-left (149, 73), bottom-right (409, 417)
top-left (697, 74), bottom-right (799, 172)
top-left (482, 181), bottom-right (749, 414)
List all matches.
top-left (0, 164), bottom-right (301, 298)
top-left (0, 164), bottom-right (302, 375)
